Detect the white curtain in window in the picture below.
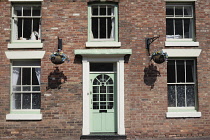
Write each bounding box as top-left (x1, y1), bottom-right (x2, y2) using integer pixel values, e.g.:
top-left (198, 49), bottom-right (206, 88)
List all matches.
top-left (13, 10), bottom-right (18, 40)
top-left (12, 68), bottom-right (20, 86)
top-left (35, 68), bottom-right (41, 85)
top-left (110, 8), bottom-right (115, 39)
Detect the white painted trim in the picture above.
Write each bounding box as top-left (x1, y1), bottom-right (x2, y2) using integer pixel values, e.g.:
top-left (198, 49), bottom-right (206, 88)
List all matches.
top-left (6, 114), bottom-right (42, 120)
top-left (8, 43), bottom-right (43, 49)
top-left (81, 55), bottom-right (126, 135)
top-left (166, 112), bottom-right (201, 118)
top-left (86, 42), bottom-right (121, 47)
top-left (9, 0), bottom-right (43, 1)
top-left (165, 42), bottom-right (199, 47)
top-left (165, 0), bottom-right (196, 1)
top-left (162, 49), bottom-right (201, 57)
top-left (5, 51), bottom-right (45, 59)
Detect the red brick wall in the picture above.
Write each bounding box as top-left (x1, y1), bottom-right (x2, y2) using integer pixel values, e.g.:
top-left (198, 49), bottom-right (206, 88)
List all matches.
top-left (0, 0), bottom-right (210, 139)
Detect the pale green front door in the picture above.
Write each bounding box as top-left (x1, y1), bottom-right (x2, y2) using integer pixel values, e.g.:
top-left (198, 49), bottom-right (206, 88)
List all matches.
top-left (90, 73), bottom-right (117, 133)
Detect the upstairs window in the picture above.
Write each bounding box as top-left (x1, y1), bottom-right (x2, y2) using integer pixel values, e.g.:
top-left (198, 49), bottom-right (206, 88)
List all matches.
top-left (166, 4), bottom-right (194, 41)
top-left (12, 4), bottom-right (41, 42)
top-left (88, 3), bottom-right (118, 42)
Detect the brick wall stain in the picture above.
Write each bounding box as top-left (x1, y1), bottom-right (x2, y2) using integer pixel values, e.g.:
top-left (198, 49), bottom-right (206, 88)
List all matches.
top-left (0, 0), bottom-right (210, 139)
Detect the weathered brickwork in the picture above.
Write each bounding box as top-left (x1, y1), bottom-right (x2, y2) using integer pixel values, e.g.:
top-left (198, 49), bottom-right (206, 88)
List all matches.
top-left (0, 0), bottom-right (210, 139)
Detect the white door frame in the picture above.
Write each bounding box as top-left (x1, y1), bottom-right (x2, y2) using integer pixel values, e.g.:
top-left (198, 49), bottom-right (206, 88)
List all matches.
top-left (82, 56), bottom-right (125, 135)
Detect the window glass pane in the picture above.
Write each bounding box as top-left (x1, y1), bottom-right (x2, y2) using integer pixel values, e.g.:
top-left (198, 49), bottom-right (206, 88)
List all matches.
top-left (107, 94), bottom-right (113, 101)
top-left (22, 93), bottom-right (31, 109)
top-left (184, 19), bottom-right (193, 38)
top-left (107, 86), bottom-right (113, 93)
top-left (107, 7), bottom-right (113, 15)
top-left (177, 85), bottom-right (185, 107)
top-left (23, 18), bottom-right (32, 39)
top-left (167, 60), bottom-right (175, 83)
top-left (186, 60), bottom-right (194, 82)
top-left (23, 6), bottom-right (31, 16)
top-left (32, 93), bottom-right (41, 109)
top-left (13, 93), bottom-right (21, 109)
top-left (186, 84), bottom-right (195, 107)
top-left (107, 17), bottom-right (112, 38)
top-left (90, 63), bottom-right (113, 71)
top-left (14, 6), bottom-right (22, 16)
top-left (33, 18), bottom-right (40, 36)
top-left (32, 86), bottom-right (40, 91)
top-left (32, 68), bottom-right (40, 85)
top-left (18, 18), bottom-right (23, 39)
top-left (23, 86), bottom-right (31, 91)
top-left (13, 67), bottom-right (21, 85)
top-left (13, 60), bottom-right (41, 66)
top-left (32, 6), bottom-right (41, 16)
top-left (168, 85), bottom-right (176, 107)
top-left (92, 6), bottom-right (98, 15)
top-left (175, 6), bottom-right (183, 17)
top-left (175, 19), bottom-right (183, 38)
top-left (107, 79), bottom-right (113, 85)
top-left (184, 6), bottom-right (192, 17)
top-left (100, 6), bottom-right (106, 15)
top-left (166, 19), bottom-right (174, 37)
top-left (100, 17), bottom-right (106, 38)
top-left (91, 17), bottom-right (98, 38)
top-left (166, 6), bottom-right (174, 17)
top-left (177, 60), bottom-right (185, 82)
top-left (22, 68), bottom-right (31, 85)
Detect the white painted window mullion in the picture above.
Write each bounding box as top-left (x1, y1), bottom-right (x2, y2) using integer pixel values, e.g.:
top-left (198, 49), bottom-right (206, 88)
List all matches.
top-left (175, 60), bottom-right (178, 107)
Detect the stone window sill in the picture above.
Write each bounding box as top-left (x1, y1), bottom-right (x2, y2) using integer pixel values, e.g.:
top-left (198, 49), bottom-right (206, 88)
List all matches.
top-left (6, 114), bottom-right (42, 120)
top-left (165, 41), bottom-right (199, 47)
top-left (8, 42), bottom-right (43, 49)
top-left (166, 112), bottom-right (201, 118)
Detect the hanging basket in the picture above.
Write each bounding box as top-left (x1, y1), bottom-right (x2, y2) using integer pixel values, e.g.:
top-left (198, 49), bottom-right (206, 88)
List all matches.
top-left (50, 51), bottom-right (69, 65)
top-left (151, 51), bottom-right (168, 64)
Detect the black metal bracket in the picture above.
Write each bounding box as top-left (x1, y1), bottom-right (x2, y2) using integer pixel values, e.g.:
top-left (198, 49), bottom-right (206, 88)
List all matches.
top-left (145, 35), bottom-right (160, 55)
top-left (58, 37), bottom-right (63, 51)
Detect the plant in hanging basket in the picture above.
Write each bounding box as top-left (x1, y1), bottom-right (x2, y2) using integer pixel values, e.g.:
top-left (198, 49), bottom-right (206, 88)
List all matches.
top-left (50, 51), bottom-right (70, 64)
top-left (151, 50), bottom-right (168, 64)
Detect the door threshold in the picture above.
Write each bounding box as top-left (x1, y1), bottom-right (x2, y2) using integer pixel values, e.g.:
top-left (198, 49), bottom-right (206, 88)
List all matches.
top-left (80, 133), bottom-right (127, 139)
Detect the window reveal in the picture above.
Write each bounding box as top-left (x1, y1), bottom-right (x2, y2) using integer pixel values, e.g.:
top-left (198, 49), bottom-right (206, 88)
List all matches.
top-left (167, 59), bottom-right (196, 107)
top-left (166, 4), bottom-right (194, 40)
top-left (12, 5), bottom-right (41, 41)
top-left (12, 61), bottom-right (41, 110)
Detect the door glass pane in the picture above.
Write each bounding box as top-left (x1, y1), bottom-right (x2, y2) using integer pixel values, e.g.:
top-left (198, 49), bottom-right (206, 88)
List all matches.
top-left (168, 85), bottom-right (176, 107)
top-left (100, 102), bottom-right (106, 109)
top-left (93, 86), bottom-right (99, 93)
top-left (93, 94), bottom-right (99, 101)
top-left (186, 84), bottom-right (195, 107)
top-left (107, 94), bottom-right (113, 101)
top-left (93, 102), bottom-right (99, 109)
top-left (107, 86), bottom-right (113, 93)
top-left (108, 102), bottom-right (113, 109)
top-left (100, 94), bottom-right (106, 101)
top-left (177, 85), bottom-right (185, 107)
top-left (177, 60), bottom-right (185, 82)
top-left (32, 93), bottom-right (41, 109)
top-left (22, 93), bottom-right (31, 109)
top-left (100, 85), bottom-right (106, 93)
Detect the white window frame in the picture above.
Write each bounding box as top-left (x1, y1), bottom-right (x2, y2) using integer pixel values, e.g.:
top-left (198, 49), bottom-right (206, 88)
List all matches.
top-left (86, 3), bottom-right (121, 47)
top-left (6, 59), bottom-right (42, 120)
top-left (11, 3), bottom-right (41, 43)
top-left (165, 3), bottom-right (200, 47)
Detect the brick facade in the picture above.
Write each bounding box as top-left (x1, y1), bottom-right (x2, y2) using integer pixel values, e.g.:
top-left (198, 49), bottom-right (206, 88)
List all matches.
top-left (0, 0), bottom-right (210, 139)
